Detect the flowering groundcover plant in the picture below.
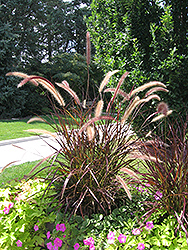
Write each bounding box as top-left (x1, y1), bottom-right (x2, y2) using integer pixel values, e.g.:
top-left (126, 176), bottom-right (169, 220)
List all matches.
top-left (0, 178), bottom-right (187, 249)
top-left (0, 179), bottom-right (56, 249)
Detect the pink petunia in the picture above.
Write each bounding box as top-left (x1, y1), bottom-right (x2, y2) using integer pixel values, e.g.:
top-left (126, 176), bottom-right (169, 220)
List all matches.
top-left (118, 234), bottom-right (126, 243)
top-left (54, 237), bottom-right (62, 248)
top-left (16, 240), bottom-right (22, 247)
top-left (132, 228), bottom-right (141, 235)
top-left (154, 191), bottom-right (163, 200)
top-left (146, 221), bottom-right (154, 230)
top-left (56, 223), bottom-right (66, 232)
top-left (34, 225), bottom-right (39, 231)
top-left (3, 207), bottom-right (10, 214)
top-left (47, 231), bottom-right (51, 239)
top-left (137, 242), bottom-right (145, 250)
top-left (107, 231), bottom-right (115, 244)
top-left (47, 242), bottom-right (53, 250)
top-left (59, 223), bottom-right (66, 232)
top-left (53, 246), bottom-right (58, 250)
top-left (56, 224), bottom-right (61, 231)
top-left (83, 237), bottom-right (95, 246)
top-left (9, 202), bottom-right (14, 208)
top-left (74, 243), bottom-right (80, 250)
top-left (89, 244), bottom-right (95, 250)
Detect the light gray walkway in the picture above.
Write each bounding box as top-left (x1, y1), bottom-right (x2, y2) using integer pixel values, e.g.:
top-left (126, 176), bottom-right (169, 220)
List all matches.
top-left (0, 135), bottom-right (60, 169)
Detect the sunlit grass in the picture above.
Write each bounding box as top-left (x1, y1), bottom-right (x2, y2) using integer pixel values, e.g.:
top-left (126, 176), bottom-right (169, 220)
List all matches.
top-left (0, 160), bottom-right (49, 188)
top-left (0, 115), bottom-right (77, 141)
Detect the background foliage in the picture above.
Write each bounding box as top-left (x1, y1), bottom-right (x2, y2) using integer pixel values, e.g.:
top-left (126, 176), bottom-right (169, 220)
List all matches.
top-left (0, 0), bottom-right (100, 119)
top-left (88, 0), bottom-right (188, 116)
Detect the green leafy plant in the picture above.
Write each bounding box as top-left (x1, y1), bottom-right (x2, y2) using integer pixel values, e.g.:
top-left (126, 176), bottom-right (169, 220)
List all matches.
top-left (0, 179), bottom-right (56, 249)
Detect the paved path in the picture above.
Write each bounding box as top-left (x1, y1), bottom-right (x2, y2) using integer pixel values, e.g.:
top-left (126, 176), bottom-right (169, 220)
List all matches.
top-left (0, 135), bottom-right (60, 170)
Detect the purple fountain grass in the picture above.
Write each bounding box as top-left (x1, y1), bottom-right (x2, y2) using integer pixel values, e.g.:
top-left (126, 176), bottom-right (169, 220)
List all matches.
top-left (6, 59), bottom-right (173, 219)
top-left (55, 81), bottom-right (81, 105)
top-left (6, 72), bottom-right (38, 86)
top-left (94, 100), bottom-right (104, 117)
top-left (98, 70), bottom-right (119, 93)
top-left (104, 88), bottom-right (130, 100)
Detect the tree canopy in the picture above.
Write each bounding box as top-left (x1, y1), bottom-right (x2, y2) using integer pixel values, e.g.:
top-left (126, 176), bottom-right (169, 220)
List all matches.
top-left (88, 0), bottom-right (188, 116)
top-left (0, 0), bottom-right (97, 118)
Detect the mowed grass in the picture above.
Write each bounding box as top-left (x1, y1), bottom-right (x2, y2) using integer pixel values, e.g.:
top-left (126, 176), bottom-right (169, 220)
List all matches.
top-left (0, 116), bottom-right (56, 141)
top-left (0, 114), bottom-right (80, 141)
top-left (0, 160), bottom-right (51, 188)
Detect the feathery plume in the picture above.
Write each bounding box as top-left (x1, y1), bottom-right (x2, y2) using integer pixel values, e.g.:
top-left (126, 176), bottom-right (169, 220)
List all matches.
top-left (99, 70), bottom-right (119, 93)
top-left (6, 72), bottom-right (38, 86)
top-left (104, 88), bottom-right (129, 100)
top-left (106, 71), bottom-right (129, 112)
top-left (27, 117), bottom-right (46, 124)
top-left (86, 31), bottom-right (91, 66)
top-left (86, 126), bottom-right (95, 141)
top-left (56, 81), bottom-right (80, 105)
top-left (121, 96), bottom-right (140, 125)
top-left (145, 87), bottom-right (169, 97)
top-left (18, 76), bottom-right (65, 106)
top-left (61, 80), bottom-right (69, 88)
top-left (78, 116), bottom-right (115, 135)
top-left (144, 94), bottom-right (161, 102)
top-left (130, 81), bottom-right (166, 97)
top-left (82, 99), bottom-right (86, 109)
top-left (116, 175), bottom-right (132, 200)
top-left (151, 110), bottom-right (173, 123)
top-left (95, 100), bottom-right (104, 117)
top-left (128, 153), bottom-right (162, 163)
top-left (157, 102), bottom-right (168, 116)
top-left (120, 167), bottom-right (139, 180)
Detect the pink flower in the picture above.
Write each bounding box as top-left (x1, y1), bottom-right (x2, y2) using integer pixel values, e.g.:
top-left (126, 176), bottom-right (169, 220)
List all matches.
top-left (9, 202), bottom-right (14, 208)
top-left (16, 240), bottom-right (22, 247)
top-left (83, 237), bottom-right (95, 246)
top-left (54, 237), bottom-right (62, 247)
top-left (3, 207), bottom-right (10, 214)
top-left (59, 223), bottom-right (66, 232)
top-left (89, 244), bottom-right (95, 250)
top-left (56, 223), bottom-right (66, 232)
top-left (74, 243), bottom-right (80, 250)
top-left (137, 242), bottom-right (145, 250)
top-left (118, 234), bottom-right (126, 243)
top-left (56, 224), bottom-right (61, 231)
top-left (47, 242), bottom-right (53, 250)
top-left (63, 235), bottom-right (66, 238)
top-left (47, 231), bottom-right (51, 239)
top-left (53, 246), bottom-right (58, 250)
top-left (132, 228), bottom-right (141, 235)
top-left (145, 183), bottom-right (150, 187)
top-left (154, 191), bottom-right (163, 200)
top-left (146, 221), bottom-right (154, 230)
top-left (107, 231), bottom-right (115, 244)
top-left (34, 225), bottom-right (39, 231)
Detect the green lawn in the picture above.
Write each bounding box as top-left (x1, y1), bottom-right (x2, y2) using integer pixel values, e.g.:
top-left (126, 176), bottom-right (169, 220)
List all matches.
top-left (0, 160), bottom-right (50, 188)
top-left (0, 114), bottom-right (79, 141)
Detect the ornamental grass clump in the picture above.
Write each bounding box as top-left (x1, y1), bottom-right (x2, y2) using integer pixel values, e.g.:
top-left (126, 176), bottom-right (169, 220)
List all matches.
top-left (6, 33), bottom-right (172, 219)
top-left (129, 115), bottom-right (188, 242)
